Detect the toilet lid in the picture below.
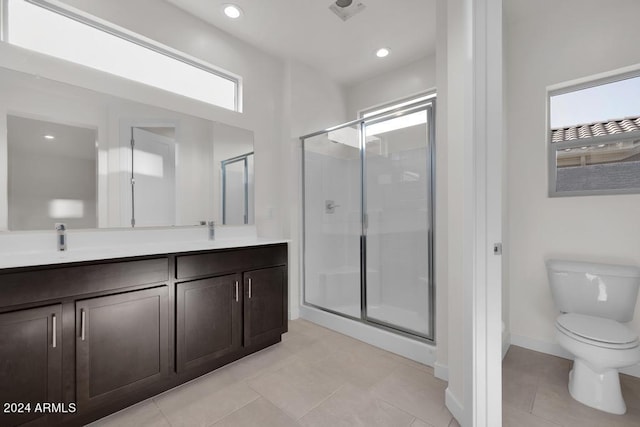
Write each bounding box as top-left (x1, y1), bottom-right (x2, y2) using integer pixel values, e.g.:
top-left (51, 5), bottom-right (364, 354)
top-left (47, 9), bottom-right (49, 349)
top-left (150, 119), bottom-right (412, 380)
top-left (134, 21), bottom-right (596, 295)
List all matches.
top-left (557, 313), bottom-right (638, 345)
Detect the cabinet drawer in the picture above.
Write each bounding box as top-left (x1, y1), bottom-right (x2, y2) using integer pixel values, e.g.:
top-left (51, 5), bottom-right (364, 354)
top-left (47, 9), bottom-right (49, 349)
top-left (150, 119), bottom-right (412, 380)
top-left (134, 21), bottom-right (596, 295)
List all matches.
top-left (175, 244), bottom-right (287, 280)
top-left (0, 257), bottom-right (169, 308)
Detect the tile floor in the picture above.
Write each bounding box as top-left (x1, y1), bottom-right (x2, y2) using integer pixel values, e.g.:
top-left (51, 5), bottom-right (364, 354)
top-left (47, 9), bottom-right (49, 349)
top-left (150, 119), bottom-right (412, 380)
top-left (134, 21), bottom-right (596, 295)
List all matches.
top-left (502, 345), bottom-right (640, 427)
top-left (88, 320), bottom-right (640, 427)
top-left (88, 319), bottom-right (457, 427)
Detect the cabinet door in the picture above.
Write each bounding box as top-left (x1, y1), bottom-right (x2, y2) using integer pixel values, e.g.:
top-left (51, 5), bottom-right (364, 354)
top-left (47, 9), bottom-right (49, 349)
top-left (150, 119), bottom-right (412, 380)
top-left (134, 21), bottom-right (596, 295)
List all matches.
top-left (243, 266), bottom-right (287, 347)
top-left (176, 275), bottom-right (242, 372)
top-left (76, 287), bottom-right (169, 409)
top-left (0, 304), bottom-right (62, 427)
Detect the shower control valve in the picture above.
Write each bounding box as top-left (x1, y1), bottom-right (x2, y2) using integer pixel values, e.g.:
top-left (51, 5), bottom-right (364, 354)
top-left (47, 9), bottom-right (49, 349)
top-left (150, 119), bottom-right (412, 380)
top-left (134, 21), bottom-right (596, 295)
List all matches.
top-left (325, 200), bottom-right (340, 214)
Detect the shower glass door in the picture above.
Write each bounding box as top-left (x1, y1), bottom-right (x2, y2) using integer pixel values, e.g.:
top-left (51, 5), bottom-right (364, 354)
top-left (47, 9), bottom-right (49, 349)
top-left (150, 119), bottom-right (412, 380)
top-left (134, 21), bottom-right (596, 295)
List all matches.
top-left (303, 123), bottom-right (362, 318)
top-left (302, 98), bottom-right (434, 340)
top-left (363, 106), bottom-right (433, 337)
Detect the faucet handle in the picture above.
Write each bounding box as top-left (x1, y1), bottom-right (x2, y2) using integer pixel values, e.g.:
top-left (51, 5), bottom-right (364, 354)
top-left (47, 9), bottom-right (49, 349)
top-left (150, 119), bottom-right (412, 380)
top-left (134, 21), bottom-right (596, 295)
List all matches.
top-left (207, 221), bottom-right (215, 240)
top-left (55, 223), bottom-right (67, 252)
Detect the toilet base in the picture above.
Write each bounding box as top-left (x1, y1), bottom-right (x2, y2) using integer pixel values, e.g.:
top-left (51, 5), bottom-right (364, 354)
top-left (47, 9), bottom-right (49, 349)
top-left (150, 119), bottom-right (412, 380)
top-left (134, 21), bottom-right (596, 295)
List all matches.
top-left (568, 358), bottom-right (626, 415)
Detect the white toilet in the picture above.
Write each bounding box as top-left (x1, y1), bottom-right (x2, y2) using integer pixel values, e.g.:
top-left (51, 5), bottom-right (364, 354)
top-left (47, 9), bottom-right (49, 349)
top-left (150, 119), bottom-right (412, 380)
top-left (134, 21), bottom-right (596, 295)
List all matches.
top-left (547, 259), bottom-right (640, 415)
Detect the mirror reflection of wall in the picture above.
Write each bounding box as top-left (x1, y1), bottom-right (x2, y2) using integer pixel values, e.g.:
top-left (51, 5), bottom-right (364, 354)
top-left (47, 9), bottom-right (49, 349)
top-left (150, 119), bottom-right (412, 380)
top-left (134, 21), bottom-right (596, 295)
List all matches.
top-left (0, 66), bottom-right (255, 231)
top-left (7, 115), bottom-right (97, 230)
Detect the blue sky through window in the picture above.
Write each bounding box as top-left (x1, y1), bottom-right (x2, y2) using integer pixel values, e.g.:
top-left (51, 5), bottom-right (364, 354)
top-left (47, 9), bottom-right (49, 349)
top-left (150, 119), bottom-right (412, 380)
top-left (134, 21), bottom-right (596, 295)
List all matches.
top-left (550, 75), bottom-right (640, 129)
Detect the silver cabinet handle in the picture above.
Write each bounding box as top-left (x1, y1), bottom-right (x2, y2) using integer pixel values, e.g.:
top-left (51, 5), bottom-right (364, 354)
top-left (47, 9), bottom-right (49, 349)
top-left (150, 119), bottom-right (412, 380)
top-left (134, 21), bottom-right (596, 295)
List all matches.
top-left (52, 314), bottom-right (57, 348)
top-left (235, 281), bottom-right (239, 302)
top-left (248, 278), bottom-right (252, 299)
top-left (80, 309), bottom-right (86, 341)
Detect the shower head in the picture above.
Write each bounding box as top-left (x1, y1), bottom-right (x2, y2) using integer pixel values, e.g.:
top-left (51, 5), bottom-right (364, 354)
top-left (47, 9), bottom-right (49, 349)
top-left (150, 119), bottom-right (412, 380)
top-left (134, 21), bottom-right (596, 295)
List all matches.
top-left (335, 0), bottom-right (353, 7)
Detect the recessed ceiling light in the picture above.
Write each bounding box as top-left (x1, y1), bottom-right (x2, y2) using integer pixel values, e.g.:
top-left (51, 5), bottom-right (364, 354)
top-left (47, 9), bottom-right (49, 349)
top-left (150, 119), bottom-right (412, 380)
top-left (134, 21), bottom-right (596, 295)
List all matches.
top-left (223, 4), bottom-right (242, 19)
top-left (376, 48), bottom-right (390, 58)
top-left (44, 135), bottom-right (55, 140)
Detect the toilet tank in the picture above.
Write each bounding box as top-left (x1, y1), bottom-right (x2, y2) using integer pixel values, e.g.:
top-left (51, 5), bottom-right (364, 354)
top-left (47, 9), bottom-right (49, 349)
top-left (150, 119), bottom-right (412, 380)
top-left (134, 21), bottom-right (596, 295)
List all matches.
top-left (546, 259), bottom-right (640, 322)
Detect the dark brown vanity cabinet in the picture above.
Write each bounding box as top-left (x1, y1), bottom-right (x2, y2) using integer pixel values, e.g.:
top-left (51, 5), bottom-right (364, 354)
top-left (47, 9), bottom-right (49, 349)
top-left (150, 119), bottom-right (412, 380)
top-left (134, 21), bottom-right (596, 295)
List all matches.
top-left (243, 266), bottom-right (287, 347)
top-left (75, 286), bottom-right (170, 409)
top-left (0, 304), bottom-right (62, 427)
top-left (175, 245), bottom-right (288, 374)
top-left (176, 274), bottom-right (242, 372)
top-left (0, 243), bottom-right (287, 426)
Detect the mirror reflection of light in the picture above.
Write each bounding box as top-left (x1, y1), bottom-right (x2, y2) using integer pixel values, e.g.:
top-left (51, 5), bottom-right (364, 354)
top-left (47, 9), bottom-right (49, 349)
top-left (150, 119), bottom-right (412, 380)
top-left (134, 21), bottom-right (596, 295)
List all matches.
top-left (366, 111), bottom-right (427, 137)
top-left (49, 199), bottom-right (84, 219)
top-left (134, 149), bottom-right (164, 178)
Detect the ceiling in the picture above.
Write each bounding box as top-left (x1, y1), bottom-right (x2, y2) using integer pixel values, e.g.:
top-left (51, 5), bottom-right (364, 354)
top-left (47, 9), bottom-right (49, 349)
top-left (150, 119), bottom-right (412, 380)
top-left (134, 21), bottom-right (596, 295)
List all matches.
top-left (166, 0), bottom-right (436, 86)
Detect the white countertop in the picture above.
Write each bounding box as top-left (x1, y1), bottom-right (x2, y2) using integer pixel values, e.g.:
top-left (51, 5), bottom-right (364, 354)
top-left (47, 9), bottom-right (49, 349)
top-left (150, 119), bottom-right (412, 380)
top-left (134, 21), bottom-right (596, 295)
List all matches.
top-left (0, 226), bottom-right (288, 269)
top-left (0, 238), bottom-right (288, 269)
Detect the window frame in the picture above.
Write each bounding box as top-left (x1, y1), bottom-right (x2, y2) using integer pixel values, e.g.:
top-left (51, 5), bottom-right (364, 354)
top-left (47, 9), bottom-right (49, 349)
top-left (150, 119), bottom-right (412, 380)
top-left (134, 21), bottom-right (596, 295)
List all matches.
top-left (547, 68), bottom-right (640, 197)
top-left (358, 90), bottom-right (436, 119)
top-left (1, 0), bottom-right (242, 112)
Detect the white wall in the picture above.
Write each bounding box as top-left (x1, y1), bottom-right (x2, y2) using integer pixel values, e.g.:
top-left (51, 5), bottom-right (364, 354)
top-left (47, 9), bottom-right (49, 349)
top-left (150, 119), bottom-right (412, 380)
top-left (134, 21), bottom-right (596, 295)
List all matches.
top-left (506, 0), bottom-right (640, 374)
top-left (345, 55), bottom-right (437, 117)
top-left (440, 0), bottom-right (468, 419)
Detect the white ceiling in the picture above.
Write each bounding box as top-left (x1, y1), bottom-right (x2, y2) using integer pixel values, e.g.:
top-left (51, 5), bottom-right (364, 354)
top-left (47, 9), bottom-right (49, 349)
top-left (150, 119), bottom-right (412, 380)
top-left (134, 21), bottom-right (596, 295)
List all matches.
top-left (166, 0), bottom-right (436, 86)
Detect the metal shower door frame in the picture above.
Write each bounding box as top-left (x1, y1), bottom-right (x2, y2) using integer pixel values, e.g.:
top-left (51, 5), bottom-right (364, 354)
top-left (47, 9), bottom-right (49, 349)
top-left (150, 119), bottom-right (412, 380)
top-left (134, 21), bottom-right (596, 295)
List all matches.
top-left (301, 97), bottom-right (436, 342)
top-left (221, 151), bottom-right (254, 225)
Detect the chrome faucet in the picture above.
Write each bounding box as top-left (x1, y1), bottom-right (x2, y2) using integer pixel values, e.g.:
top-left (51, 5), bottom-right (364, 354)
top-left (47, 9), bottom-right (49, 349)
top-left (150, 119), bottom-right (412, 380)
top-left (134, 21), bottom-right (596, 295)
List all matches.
top-left (207, 221), bottom-right (215, 240)
top-left (55, 223), bottom-right (67, 251)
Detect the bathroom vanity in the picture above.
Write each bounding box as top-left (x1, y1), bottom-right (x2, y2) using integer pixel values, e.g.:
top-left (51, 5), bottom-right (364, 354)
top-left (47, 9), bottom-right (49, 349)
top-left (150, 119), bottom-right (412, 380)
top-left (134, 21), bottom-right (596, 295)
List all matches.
top-left (0, 242), bottom-right (288, 427)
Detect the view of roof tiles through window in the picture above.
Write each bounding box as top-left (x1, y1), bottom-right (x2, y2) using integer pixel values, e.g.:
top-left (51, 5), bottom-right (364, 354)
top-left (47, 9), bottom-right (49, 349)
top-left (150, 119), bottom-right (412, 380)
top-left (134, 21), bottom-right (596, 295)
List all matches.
top-left (551, 116), bottom-right (640, 143)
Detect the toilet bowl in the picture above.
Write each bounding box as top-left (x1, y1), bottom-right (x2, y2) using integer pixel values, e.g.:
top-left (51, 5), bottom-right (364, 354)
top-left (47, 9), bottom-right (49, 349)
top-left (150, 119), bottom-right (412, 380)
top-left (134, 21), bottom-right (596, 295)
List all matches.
top-left (554, 313), bottom-right (640, 414)
top-left (547, 259), bottom-right (640, 415)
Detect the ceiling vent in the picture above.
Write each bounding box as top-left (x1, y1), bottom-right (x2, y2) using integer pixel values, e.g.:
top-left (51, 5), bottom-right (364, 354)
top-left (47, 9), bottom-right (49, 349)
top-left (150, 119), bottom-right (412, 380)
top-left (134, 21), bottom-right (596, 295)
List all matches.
top-left (329, 1), bottom-right (366, 21)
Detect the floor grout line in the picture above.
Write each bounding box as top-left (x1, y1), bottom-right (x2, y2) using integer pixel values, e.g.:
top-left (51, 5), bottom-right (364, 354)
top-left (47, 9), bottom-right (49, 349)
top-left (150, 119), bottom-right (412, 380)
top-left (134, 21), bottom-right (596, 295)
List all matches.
top-left (294, 383), bottom-right (347, 421)
top-left (204, 390), bottom-right (261, 427)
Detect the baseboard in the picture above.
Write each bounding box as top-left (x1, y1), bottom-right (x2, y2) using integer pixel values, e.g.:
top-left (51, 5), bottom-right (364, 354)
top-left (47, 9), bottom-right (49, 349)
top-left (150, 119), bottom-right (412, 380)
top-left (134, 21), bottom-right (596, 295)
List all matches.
top-left (434, 362), bottom-right (449, 381)
top-left (502, 331), bottom-right (511, 360)
top-left (445, 387), bottom-right (465, 426)
top-left (289, 305), bottom-right (300, 320)
top-left (510, 334), bottom-right (640, 378)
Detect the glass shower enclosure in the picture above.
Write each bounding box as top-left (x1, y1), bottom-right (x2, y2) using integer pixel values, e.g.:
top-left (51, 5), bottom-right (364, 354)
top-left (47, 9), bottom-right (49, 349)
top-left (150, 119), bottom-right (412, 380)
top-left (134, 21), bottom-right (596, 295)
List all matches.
top-left (302, 98), bottom-right (435, 340)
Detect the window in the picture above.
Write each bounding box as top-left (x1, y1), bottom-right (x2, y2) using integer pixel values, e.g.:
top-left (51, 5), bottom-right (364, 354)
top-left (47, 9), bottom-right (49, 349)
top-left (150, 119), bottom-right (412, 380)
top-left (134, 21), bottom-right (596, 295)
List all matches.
top-left (3, 0), bottom-right (240, 111)
top-left (548, 72), bottom-right (640, 196)
top-left (360, 92), bottom-right (435, 137)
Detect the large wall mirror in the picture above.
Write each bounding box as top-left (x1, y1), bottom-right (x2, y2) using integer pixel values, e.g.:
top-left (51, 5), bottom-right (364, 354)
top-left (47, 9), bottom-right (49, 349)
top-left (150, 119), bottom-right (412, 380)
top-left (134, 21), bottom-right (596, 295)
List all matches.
top-left (0, 66), bottom-right (254, 231)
